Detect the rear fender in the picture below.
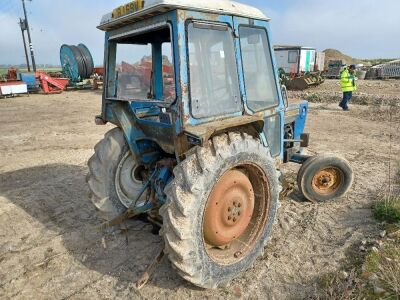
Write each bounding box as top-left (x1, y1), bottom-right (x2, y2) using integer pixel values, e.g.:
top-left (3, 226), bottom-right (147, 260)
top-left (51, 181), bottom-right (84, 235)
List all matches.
top-left (109, 101), bottom-right (168, 165)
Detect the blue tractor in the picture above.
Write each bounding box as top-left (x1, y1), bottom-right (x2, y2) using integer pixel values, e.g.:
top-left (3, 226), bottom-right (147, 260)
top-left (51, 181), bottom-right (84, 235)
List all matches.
top-left (88, 0), bottom-right (354, 288)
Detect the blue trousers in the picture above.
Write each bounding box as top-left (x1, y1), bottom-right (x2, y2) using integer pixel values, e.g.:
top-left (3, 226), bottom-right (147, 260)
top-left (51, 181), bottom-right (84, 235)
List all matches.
top-left (339, 91), bottom-right (352, 109)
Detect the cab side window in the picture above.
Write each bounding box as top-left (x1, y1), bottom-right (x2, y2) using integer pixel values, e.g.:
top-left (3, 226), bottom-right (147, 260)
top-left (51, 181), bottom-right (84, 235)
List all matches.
top-left (239, 26), bottom-right (278, 111)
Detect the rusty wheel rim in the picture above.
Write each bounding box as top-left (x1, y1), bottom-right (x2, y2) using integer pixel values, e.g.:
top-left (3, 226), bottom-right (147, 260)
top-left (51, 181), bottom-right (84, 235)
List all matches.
top-left (203, 164), bottom-right (270, 265)
top-left (203, 170), bottom-right (255, 247)
top-left (311, 167), bottom-right (342, 195)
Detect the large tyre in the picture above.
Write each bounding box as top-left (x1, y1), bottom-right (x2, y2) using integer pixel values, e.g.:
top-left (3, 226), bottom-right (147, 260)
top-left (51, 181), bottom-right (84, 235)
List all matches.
top-left (297, 154), bottom-right (354, 202)
top-left (87, 127), bottom-right (146, 219)
top-left (160, 133), bottom-right (281, 289)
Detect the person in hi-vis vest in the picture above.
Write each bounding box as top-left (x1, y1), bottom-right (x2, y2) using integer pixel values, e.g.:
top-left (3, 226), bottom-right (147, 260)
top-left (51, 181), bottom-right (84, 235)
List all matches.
top-left (339, 64), bottom-right (357, 111)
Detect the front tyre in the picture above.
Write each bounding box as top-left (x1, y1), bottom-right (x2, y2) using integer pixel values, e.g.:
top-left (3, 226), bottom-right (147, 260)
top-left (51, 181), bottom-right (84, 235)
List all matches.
top-left (297, 154), bottom-right (354, 202)
top-left (160, 133), bottom-right (280, 288)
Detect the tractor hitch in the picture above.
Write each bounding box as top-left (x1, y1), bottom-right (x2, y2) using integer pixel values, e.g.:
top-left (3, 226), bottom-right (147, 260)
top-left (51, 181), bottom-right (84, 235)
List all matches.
top-left (99, 171), bottom-right (156, 230)
top-left (99, 160), bottom-right (174, 230)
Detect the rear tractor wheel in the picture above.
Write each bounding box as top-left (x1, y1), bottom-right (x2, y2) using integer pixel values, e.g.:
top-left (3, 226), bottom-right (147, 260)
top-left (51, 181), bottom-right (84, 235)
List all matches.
top-left (160, 133), bottom-right (281, 288)
top-left (87, 127), bottom-right (146, 219)
top-left (297, 154), bottom-right (354, 202)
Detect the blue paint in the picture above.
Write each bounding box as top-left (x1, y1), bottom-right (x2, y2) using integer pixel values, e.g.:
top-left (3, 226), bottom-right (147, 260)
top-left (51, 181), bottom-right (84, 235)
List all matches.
top-left (136, 117), bottom-right (172, 129)
top-left (110, 102), bottom-right (162, 164)
top-left (293, 101), bottom-right (308, 139)
top-left (18, 73), bottom-right (38, 90)
top-left (154, 166), bottom-right (173, 204)
top-left (153, 43), bottom-right (163, 100)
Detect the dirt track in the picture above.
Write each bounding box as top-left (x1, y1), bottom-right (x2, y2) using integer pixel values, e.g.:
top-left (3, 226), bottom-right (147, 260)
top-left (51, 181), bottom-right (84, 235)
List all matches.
top-left (0, 80), bottom-right (399, 299)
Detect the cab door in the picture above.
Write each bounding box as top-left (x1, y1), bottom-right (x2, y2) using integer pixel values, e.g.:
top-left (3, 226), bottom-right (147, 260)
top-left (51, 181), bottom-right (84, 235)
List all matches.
top-left (233, 16), bottom-right (284, 158)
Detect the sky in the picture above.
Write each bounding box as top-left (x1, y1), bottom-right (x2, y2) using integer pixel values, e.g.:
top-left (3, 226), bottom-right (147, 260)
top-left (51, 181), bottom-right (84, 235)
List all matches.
top-left (0, 0), bottom-right (399, 65)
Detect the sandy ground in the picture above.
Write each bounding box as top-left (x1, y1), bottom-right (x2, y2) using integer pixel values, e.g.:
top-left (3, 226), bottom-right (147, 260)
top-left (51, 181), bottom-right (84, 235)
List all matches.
top-left (0, 80), bottom-right (399, 299)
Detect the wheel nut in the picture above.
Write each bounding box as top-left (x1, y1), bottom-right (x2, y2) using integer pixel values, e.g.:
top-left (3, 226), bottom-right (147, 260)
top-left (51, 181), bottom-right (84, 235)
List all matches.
top-left (233, 217), bottom-right (236, 222)
top-left (234, 251), bottom-right (242, 258)
top-left (238, 203), bottom-right (241, 207)
top-left (228, 216), bottom-right (231, 220)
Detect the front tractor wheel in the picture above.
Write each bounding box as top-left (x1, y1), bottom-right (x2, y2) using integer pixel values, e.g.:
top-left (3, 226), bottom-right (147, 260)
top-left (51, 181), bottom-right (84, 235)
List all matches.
top-left (297, 154), bottom-right (354, 202)
top-left (160, 133), bottom-right (280, 288)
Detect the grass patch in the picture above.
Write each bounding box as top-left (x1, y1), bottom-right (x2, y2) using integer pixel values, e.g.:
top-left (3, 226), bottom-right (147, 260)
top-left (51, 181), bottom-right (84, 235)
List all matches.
top-left (364, 242), bottom-right (400, 297)
top-left (373, 196), bottom-right (400, 224)
top-left (367, 190), bottom-right (400, 297)
top-left (313, 243), bottom-right (370, 299)
top-left (0, 67), bottom-right (62, 76)
top-left (314, 238), bottom-right (400, 299)
top-left (313, 190), bottom-right (400, 299)
top-left (316, 269), bottom-right (359, 300)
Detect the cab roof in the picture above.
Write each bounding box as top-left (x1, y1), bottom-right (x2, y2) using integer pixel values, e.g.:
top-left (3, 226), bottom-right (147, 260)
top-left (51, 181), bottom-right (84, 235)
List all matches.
top-left (98, 0), bottom-right (269, 31)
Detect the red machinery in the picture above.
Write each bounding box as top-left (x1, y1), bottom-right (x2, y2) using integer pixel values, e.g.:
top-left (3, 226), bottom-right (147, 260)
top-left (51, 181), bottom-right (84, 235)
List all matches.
top-left (6, 68), bottom-right (18, 81)
top-left (93, 67), bottom-right (105, 76)
top-left (121, 60), bottom-right (174, 98)
top-left (35, 72), bottom-right (69, 94)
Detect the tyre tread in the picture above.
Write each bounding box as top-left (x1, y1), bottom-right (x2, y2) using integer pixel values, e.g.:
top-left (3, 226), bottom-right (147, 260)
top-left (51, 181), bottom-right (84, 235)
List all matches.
top-left (160, 132), bottom-right (280, 288)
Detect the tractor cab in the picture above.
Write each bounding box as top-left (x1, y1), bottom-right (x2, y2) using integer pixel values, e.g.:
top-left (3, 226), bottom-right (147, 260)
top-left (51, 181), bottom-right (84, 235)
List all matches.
top-left (97, 0), bottom-right (305, 162)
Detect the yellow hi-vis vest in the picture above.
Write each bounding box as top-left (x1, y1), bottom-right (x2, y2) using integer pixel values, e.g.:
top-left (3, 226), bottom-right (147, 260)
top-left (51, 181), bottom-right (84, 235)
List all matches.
top-left (340, 68), bottom-right (357, 92)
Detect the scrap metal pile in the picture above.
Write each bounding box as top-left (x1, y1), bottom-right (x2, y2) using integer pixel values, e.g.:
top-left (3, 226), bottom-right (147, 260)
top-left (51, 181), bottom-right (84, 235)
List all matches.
top-left (366, 59), bottom-right (400, 79)
top-left (274, 46), bottom-right (325, 90)
top-left (278, 68), bottom-right (324, 91)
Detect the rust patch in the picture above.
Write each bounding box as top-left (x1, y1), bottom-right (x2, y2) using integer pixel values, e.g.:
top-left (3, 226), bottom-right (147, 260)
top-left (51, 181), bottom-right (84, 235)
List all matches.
top-left (180, 83), bottom-right (189, 94)
top-left (176, 9), bottom-right (186, 21)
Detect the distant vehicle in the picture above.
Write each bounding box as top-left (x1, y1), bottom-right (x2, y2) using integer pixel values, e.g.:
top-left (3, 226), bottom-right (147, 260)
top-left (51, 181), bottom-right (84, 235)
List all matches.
top-left (326, 60), bottom-right (343, 79)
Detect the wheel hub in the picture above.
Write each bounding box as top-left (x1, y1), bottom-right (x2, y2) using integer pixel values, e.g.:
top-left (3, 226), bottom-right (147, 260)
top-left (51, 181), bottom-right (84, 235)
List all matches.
top-left (312, 167), bottom-right (342, 195)
top-left (203, 170), bottom-right (255, 247)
